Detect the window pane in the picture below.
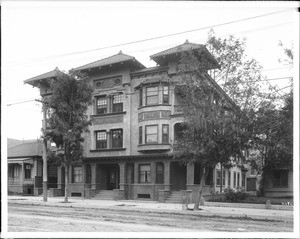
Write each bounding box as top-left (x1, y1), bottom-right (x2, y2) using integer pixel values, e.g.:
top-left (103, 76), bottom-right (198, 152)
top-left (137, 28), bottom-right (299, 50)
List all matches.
top-left (146, 86), bottom-right (158, 105)
top-left (146, 134), bottom-right (158, 143)
top-left (146, 86), bottom-right (158, 96)
top-left (139, 88), bottom-right (143, 106)
top-left (96, 97), bottom-right (107, 114)
top-left (147, 96), bottom-right (158, 105)
top-left (139, 126), bottom-right (143, 144)
top-left (112, 129), bottom-right (123, 148)
top-left (139, 164), bottom-right (151, 183)
top-left (162, 125), bottom-right (169, 143)
top-left (163, 86), bottom-right (169, 104)
top-left (146, 125), bottom-right (157, 134)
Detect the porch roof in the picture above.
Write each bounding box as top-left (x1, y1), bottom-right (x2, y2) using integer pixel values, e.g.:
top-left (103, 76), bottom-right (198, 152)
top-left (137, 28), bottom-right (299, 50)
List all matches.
top-left (8, 158), bottom-right (34, 164)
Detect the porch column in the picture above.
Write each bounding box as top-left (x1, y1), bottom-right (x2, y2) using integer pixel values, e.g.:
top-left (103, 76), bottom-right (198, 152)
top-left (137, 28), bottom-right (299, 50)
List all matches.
top-left (151, 162), bottom-right (156, 184)
top-left (82, 164), bottom-right (86, 184)
top-left (186, 162), bottom-right (195, 189)
top-left (91, 163), bottom-right (97, 190)
top-left (57, 166), bottom-right (62, 189)
top-left (134, 163), bottom-right (139, 184)
top-left (119, 162), bottom-right (126, 190)
top-left (164, 162), bottom-right (171, 191)
top-left (21, 162), bottom-right (25, 180)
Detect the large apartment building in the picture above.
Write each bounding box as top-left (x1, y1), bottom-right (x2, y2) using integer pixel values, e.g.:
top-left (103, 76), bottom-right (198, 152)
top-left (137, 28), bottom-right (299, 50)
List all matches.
top-left (24, 40), bottom-right (250, 202)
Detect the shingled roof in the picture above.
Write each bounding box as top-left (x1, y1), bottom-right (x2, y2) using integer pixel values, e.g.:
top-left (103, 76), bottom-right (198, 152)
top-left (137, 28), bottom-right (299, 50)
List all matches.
top-left (24, 67), bottom-right (62, 86)
top-left (150, 40), bottom-right (219, 69)
top-left (73, 51), bottom-right (145, 71)
top-left (8, 141), bottom-right (43, 158)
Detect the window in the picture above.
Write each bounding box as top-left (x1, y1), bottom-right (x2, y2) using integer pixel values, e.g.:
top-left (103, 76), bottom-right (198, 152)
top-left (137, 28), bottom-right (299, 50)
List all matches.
top-left (96, 131), bottom-right (107, 149)
top-left (139, 88), bottom-right (143, 106)
top-left (139, 126), bottom-right (143, 144)
top-left (228, 171), bottom-right (231, 187)
top-left (156, 163), bottom-right (164, 184)
top-left (242, 172), bottom-right (246, 187)
top-left (222, 171), bottom-right (226, 186)
top-left (237, 172), bottom-right (240, 187)
top-left (216, 170), bottom-right (221, 186)
top-left (233, 172), bottom-right (237, 187)
top-left (273, 170), bottom-right (288, 188)
top-left (139, 164), bottom-right (151, 183)
top-left (205, 168), bottom-right (213, 186)
top-left (162, 124), bottom-right (169, 143)
top-left (96, 97), bottom-right (107, 114)
top-left (111, 129), bottom-right (123, 148)
top-left (163, 85), bottom-right (169, 104)
top-left (73, 166), bottom-right (82, 183)
top-left (146, 86), bottom-right (158, 105)
top-left (112, 94), bottom-right (123, 113)
top-left (145, 125), bottom-right (158, 143)
top-left (25, 165), bottom-right (31, 179)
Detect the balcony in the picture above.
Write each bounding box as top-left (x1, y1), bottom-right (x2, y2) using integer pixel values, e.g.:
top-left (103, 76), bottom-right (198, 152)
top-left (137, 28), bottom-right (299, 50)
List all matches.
top-left (137, 144), bottom-right (171, 152)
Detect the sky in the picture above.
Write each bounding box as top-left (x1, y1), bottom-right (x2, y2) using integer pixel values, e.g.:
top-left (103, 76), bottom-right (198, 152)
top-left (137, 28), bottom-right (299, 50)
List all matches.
top-left (2, 1), bottom-right (299, 140)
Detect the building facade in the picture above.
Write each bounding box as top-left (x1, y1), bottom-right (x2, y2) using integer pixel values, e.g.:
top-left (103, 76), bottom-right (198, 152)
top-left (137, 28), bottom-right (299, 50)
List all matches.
top-left (24, 41), bottom-right (250, 202)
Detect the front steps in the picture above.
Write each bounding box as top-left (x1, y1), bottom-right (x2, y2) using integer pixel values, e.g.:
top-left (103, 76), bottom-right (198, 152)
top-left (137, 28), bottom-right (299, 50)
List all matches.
top-left (92, 190), bottom-right (115, 200)
top-left (165, 191), bottom-right (182, 203)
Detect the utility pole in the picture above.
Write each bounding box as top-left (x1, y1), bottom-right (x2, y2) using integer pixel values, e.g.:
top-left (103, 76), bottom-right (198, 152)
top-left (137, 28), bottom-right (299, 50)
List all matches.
top-left (42, 103), bottom-right (48, 202)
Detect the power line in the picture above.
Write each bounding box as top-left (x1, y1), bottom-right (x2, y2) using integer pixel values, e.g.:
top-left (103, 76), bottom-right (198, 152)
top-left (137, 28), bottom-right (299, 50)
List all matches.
top-left (8, 9), bottom-right (292, 66)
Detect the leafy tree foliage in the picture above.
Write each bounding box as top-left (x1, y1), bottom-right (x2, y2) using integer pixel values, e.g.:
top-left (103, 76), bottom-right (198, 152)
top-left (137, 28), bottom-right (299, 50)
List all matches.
top-left (44, 71), bottom-right (93, 202)
top-left (173, 48), bottom-right (248, 209)
top-left (206, 30), bottom-right (278, 110)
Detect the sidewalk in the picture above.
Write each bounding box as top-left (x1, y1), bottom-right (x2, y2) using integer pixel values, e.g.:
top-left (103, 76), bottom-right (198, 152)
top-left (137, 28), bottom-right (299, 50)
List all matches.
top-left (7, 195), bottom-right (293, 222)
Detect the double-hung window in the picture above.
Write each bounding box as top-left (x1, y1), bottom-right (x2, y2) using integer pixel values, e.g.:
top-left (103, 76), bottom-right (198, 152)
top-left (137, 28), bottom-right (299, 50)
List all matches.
top-left (222, 171), bottom-right (226, 186)
top-left (111, 129), bottom-right (123, 148)
top-left (139, 164), bottom-right (151, 183)
top-left (145, 125), bottom-right (158, 143)
top-left (237, 172), bottom-right (240, 187)
top-left (242, 172), bottom-right (246, 187)
top-left (162, 124), bottom-right (169, 143)
top-left (96, 131), bottom-right (107, 149)
top-left (216, 170), bottom-right (221, 186)
top-left (228, 171), bottom-right (231, 187)
top-left (139, 126), bottom-right (143, 144)
top-left (156, 163), bottom-right (164, 184)
top-left (146, 86), bottom-right (158, 105)
top-left (25, 165), bottom-right (31, 179)
top-left (73, 166), bottom-right (82, 183)
top-left (163, 85), bottom-right (169, 104)
top-left (233, 172), bottom-right (237, 187)
top-left (112, 94), bottom-right (123, 113)
top-left (96, 97), bottom-right (107, 114)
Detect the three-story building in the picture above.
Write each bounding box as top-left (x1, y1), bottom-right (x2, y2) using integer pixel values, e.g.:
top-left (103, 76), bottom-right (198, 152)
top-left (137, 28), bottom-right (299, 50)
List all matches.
top-left (24, 40), bottom-right (251, 202)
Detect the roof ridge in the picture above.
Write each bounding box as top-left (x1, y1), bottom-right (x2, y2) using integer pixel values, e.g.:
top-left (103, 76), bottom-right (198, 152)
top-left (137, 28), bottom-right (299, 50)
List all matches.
top-left (74, 51), bottom-right (135, 70)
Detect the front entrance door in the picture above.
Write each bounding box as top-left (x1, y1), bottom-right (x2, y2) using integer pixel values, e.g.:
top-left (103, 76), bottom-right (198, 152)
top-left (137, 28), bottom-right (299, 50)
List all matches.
top-left (107, 167), bottom-right (117, 190)
top-left (171, 162), bottom-right (187, 191)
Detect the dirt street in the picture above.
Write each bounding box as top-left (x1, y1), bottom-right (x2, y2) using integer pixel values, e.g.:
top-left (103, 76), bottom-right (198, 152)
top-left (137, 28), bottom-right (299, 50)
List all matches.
top-left (8, 202), bottom-right (293, 232)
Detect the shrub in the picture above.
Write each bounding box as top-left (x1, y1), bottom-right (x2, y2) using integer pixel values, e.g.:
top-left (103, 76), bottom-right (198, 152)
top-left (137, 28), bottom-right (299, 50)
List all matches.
top-left (224, 187), bottom-right (247, 202)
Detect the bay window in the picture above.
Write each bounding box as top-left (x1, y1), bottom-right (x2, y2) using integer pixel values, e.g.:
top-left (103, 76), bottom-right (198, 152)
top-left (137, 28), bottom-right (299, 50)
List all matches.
top-left (146, 86), bottom-right (158, 105)
top-left (162, 124), bottom-right (169, 143)
top-left (145, 125), bottom-right (158, 143)
top-left (163, 85), bottom-right (169, 104)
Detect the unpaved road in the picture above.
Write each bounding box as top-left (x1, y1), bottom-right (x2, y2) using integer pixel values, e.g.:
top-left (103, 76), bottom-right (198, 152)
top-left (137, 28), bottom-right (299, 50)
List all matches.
top-left (8, 202), bottom-right (293, 232)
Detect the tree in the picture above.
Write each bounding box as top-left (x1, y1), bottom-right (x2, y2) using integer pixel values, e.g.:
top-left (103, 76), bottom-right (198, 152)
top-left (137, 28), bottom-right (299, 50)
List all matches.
top-left (45, 71), bottom-right (93, 202)
top-left (206, 29), bottom-right (279, 110)
top-left (173, 49), bottom-right (248, 210)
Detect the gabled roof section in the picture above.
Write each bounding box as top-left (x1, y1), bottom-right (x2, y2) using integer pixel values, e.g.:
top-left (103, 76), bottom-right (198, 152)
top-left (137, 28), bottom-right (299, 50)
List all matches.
top-left (24, 67), bottom-right (62, 87)
top-left (73, 51), bottom-right (145, 71)
top-left (150, 40), bottom-right (220, 69)
top-left (8, 141), bottom-right (43, 158)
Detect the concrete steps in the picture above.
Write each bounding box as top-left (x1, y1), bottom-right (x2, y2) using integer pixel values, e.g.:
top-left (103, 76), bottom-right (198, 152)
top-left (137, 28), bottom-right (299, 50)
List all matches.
top-left (92, 190), bottom-right (115, 200)
top-left (165, 191), bottom-right (182, 204)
